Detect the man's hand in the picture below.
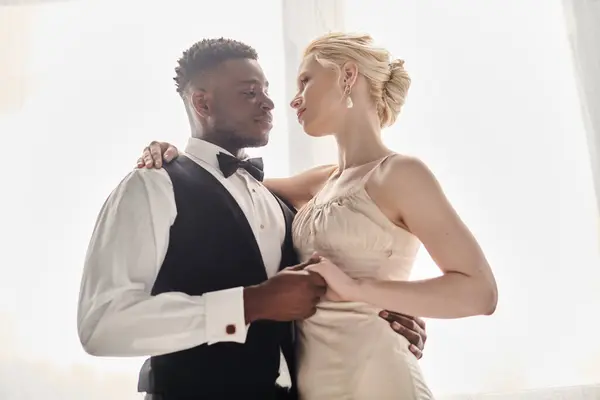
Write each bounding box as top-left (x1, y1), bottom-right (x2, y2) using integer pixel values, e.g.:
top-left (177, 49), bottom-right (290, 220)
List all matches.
top-left (137, 141), bottom-right (179, 169)
top-left (244, 261), bottom-right (326, 323)
top-left (379, 310), bottom-right (427, 359)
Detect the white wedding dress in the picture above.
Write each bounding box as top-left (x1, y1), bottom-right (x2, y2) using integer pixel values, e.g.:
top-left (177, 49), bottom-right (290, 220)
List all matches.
top-left (291, 157), bottom-right (434, 399)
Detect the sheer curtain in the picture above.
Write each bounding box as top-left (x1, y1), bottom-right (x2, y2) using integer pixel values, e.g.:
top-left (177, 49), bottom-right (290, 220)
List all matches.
top-left (339, 0), bottom-right (599, 396)
top-left (562, 0), bottom-right (600, 230)
top-left (0, 1), bottom-right (287, 399)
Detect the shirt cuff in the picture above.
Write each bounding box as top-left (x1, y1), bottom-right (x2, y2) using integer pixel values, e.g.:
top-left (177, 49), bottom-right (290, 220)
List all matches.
top-left (205, 286), bottom-right (247, 345)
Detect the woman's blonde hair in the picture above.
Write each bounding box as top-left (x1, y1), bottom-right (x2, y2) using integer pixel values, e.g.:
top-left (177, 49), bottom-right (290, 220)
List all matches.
top-left (303, 32), bottom-right (410, 128)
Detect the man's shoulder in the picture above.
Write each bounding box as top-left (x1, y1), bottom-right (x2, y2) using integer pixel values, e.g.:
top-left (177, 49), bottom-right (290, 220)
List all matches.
top-left (99, 168), bottom-right (176, 225)
top-left (126, 167), bottom-right (172, 185)
top-left (114, 168), bottom-right (173, 200)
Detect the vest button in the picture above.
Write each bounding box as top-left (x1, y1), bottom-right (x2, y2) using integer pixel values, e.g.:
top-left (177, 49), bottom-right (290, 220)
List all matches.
top-left (226, 324), bottom-right (236, 335)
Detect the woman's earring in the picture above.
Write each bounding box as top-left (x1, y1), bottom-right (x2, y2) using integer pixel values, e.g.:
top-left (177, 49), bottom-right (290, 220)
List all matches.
top-left (346, 96), bottom-right (353, 109)
top-left (344, 85), bottom-right (353, 109)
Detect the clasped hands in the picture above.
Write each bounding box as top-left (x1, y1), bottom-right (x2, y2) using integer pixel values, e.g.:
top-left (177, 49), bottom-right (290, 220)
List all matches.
top-left (288, 252), bottom-right (358, 303)
top-left (282, 253), bottom-right (427, 359)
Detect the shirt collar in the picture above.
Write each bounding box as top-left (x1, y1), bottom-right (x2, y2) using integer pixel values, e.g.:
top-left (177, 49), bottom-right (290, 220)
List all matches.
top-left (184, 137), bottom-right (234, 172)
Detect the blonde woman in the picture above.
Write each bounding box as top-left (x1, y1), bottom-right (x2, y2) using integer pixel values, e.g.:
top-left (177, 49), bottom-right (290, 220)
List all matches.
top-left (139, 33), bottom-right (497, 399)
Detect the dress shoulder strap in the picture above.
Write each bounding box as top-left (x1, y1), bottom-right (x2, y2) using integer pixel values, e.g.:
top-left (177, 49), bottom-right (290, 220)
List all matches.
top-left (358, 153), bottom-right (397, 186)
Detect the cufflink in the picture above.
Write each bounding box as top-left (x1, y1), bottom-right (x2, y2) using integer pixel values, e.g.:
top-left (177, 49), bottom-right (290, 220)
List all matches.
top-left (226, 324), bottom-right (236, 335)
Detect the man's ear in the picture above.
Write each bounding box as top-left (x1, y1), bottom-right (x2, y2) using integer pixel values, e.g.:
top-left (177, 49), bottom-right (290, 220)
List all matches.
top-left (190, 90), bottom-right (211, 118)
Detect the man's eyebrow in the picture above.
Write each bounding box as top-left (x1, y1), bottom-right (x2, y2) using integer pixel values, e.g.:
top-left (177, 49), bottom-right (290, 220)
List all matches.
top-left (236, 79), bottom-right (269, 87)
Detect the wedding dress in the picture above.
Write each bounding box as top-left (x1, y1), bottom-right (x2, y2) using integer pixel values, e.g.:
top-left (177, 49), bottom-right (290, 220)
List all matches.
top-left (292, 156), bottom-right (434, 399)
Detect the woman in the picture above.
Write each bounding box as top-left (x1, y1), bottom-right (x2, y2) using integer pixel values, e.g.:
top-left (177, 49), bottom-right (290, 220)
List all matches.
top-left (138, 32), bottom-right (497, 399)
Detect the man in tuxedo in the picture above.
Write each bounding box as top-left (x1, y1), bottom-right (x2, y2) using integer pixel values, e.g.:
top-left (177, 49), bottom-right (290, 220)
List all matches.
top-left (78, 38), bottom-right (427, 400)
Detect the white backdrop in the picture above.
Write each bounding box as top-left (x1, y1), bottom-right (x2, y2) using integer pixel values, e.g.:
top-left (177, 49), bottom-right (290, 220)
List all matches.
top-left (0, 0), bottom-right (599, 399)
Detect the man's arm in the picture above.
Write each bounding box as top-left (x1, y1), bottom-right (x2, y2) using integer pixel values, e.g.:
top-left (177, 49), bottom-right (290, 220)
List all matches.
top-left (77, 168), bottom-right (247, 357)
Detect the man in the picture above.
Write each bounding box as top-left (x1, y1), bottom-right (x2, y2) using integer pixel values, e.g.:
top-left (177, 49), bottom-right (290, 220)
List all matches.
top-left (78, 38), bottom-right (427, 400)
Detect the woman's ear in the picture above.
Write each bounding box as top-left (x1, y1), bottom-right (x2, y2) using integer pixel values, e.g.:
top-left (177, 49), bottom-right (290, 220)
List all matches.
top-left (341, 62), bottom-right (359, 88)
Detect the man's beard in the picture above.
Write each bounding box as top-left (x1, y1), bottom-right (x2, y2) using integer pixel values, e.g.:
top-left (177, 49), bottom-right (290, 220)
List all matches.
top-left (207, 126), bottom-right (266, 157)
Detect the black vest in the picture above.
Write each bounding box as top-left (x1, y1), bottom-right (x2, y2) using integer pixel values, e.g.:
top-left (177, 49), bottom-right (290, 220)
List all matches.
top-left (147, 156), bottom-right (298, 399)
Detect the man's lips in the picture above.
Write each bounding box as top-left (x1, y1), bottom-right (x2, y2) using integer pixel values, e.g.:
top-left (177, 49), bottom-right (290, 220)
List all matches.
top-left (255, 114), bottom-right (273, 124)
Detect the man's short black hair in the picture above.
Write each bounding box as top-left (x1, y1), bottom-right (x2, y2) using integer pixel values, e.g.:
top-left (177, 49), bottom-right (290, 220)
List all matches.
top-left (174, 38), bottom-right (258, 96)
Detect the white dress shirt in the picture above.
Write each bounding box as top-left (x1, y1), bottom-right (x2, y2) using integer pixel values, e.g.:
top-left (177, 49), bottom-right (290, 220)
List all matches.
top-left (77, 138), bottom-right (287, 367)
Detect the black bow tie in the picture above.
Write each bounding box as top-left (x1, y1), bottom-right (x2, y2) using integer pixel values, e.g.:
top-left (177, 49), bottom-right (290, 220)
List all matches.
top-left (217, 152), bottom-right (264, 182)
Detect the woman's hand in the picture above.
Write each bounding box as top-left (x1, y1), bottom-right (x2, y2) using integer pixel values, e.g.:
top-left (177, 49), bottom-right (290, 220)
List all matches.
top-left (304, 254), bottom-right (359, 302)
top-left (136, 141), bottom-right (180, 169)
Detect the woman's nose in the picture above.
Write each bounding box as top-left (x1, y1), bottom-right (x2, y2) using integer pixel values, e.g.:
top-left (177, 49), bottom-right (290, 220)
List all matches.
top-left (290, 96), bottom-right (303, 109)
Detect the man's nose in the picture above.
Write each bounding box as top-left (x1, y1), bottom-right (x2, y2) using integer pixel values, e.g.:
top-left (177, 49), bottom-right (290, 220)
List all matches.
top-left (261, 94), bottom-right (275, 111)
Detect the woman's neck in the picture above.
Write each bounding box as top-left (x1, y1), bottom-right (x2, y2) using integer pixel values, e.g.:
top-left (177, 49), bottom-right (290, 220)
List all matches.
top-left (334, 110), bottom-right (390, 170)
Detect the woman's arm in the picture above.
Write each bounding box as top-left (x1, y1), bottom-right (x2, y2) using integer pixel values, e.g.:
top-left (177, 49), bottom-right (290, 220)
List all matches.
top-left (138, 141), bottom-right (336, 210)
top-left (358, 156), bottom-right (498, 318)
top-left (265, 165), bottom-right (336, 210)
top-left (308, 156), bottom-right (498, 319)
